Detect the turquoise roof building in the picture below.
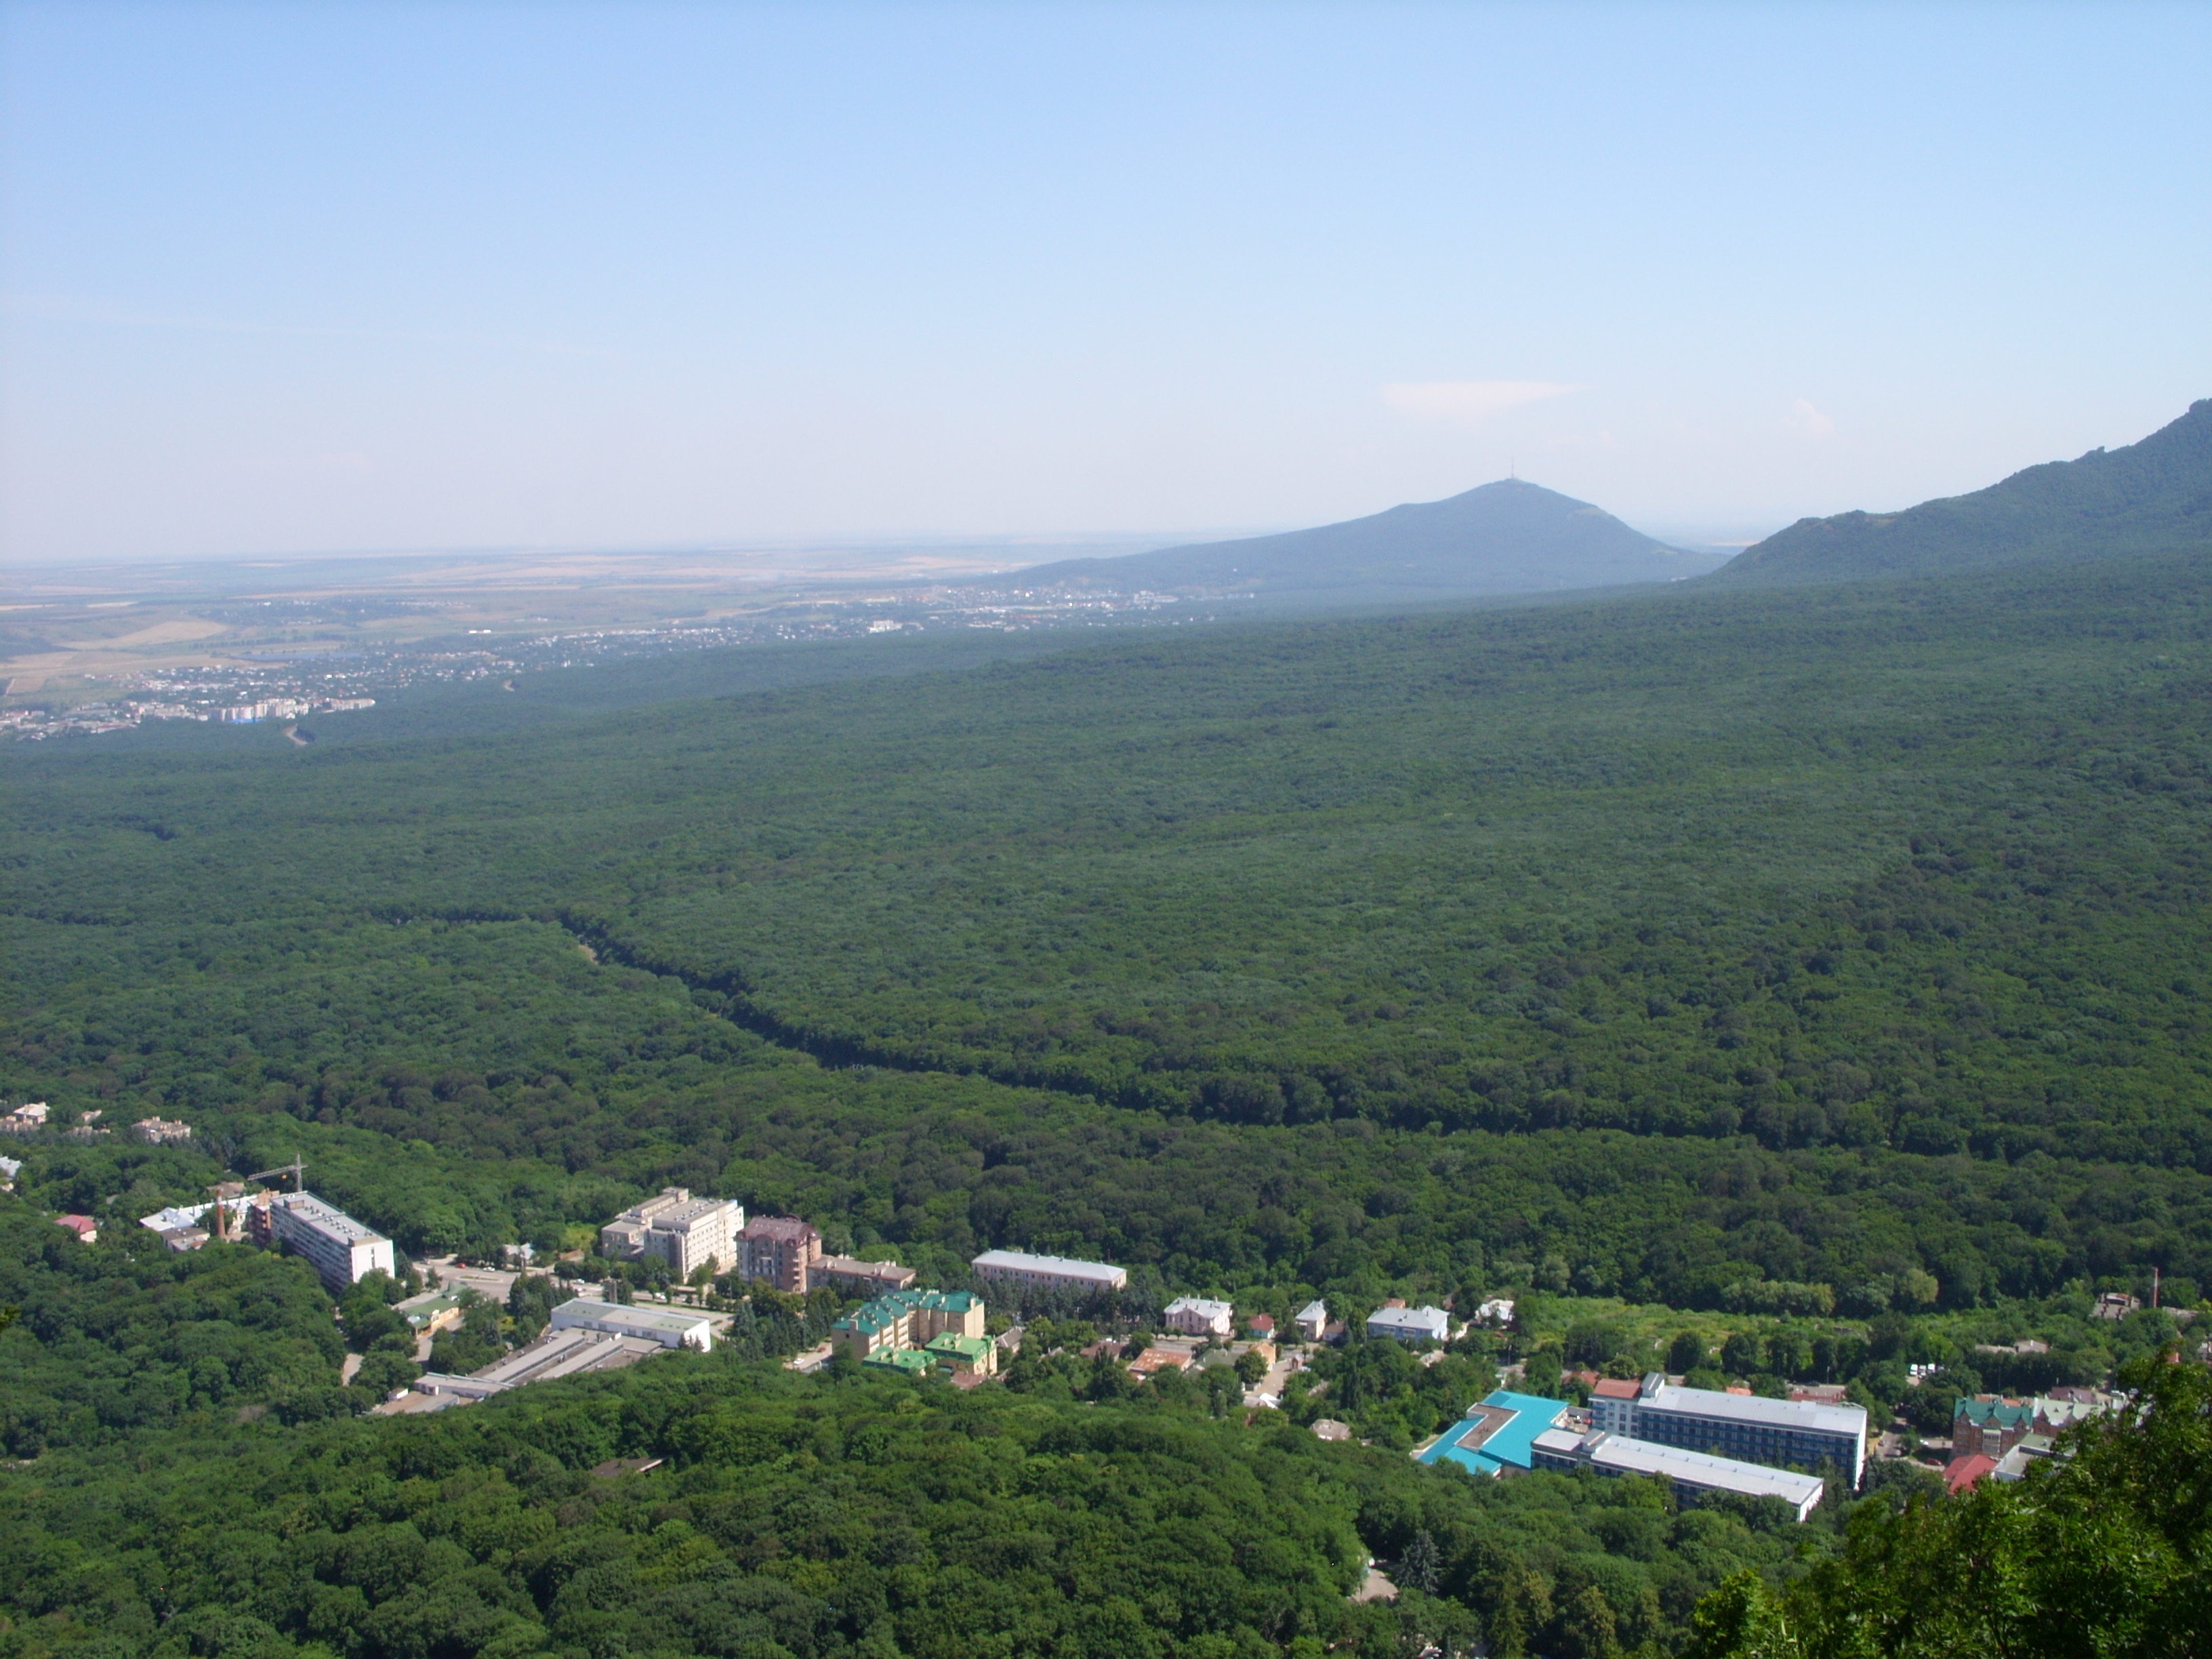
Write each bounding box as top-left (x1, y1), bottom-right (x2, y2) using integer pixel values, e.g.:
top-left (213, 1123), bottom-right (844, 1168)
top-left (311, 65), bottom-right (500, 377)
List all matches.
top-left (1416, 1390), bottom-right (1573, 1477)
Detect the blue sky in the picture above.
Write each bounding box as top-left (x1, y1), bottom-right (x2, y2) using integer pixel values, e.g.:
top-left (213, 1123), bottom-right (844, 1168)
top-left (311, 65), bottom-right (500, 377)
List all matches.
top-left (3, 1), bottom-right (2207, 563)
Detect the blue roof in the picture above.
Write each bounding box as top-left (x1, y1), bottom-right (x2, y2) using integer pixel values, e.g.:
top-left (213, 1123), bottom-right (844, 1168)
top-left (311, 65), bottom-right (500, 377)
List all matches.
top-left (1417, 1389), bottom-right (1570, 1477)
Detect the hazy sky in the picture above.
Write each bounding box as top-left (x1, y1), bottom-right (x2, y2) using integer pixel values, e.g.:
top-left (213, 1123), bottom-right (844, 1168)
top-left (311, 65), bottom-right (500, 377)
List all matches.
top-left (3, 1), bottom-right (2207, 564)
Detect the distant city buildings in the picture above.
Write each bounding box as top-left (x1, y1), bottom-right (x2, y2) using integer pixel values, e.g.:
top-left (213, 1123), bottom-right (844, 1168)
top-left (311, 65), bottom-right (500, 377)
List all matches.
top-left (970, 1248), bottom-right (1128, 1294)
top-left (131, 1116), bottom-right (194, 1145)
top-left (216, 696), bottom-right (376, 724)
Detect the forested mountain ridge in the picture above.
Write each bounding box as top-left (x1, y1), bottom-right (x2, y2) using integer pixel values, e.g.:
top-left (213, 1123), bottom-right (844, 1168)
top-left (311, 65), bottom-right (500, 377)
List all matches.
top-left (1714, 398), bottom-right (2212, 585)
top-left (1002, 477), bottom-right (1722, 605)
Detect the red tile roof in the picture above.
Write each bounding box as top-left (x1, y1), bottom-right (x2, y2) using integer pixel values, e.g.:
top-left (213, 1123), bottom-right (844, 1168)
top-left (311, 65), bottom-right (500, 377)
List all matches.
top-left (1944, 1454), bottom-right (1996, 1495)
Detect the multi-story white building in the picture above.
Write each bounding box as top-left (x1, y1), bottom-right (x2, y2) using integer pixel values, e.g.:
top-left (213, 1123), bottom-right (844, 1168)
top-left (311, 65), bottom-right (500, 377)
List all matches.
top-left (1590, 1377), bottom-right (1642, 1435)
top-left (267, 1192), bottom-right (395, 1292)
top-left (1621, 1373), bottom-right (1866, 1487)
top-left (1294, 1299), bottom-right (1329, 1342)
top-left (970, 1248), bottom-right (1127, 1293)
top-left (1162, 1296), bottom-right (1234, 1338)
top-left (1366, 1305), bottom-right (1452, 1344)
top-left (600, 1188), bottom-right (745, 1278)
top-left (1530, 1428), bottom-right (1827, 1521)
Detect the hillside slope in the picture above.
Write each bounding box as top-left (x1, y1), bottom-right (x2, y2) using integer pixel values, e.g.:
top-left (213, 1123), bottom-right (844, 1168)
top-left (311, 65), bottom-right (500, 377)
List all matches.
top-left (1003, 477), bottom-right (1721, 605)
top-left (1715, 398), bottom-right (2212, 585)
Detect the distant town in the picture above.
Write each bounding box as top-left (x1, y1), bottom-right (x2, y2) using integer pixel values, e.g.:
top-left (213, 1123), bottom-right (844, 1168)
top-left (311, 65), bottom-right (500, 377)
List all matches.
top-left (2, 581), bottom-right (1227, 741)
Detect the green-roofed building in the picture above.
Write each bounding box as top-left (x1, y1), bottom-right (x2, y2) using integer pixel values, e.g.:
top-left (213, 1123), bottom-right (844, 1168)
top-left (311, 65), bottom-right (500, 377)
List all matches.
top-left (863, 1347), bottom-right (935, 1378)
top-left (925, 1332), bottom-right (998, 1378)
top-left (832, 1296), bottom-right (912, 1360)
top-left (1953, 1395), bottom-right (2039, 1462)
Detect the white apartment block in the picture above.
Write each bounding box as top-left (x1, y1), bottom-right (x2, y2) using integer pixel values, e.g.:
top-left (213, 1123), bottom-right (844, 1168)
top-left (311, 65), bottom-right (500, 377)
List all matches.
top-left (600, 1188), bottom-right (745, 1278)
top-left (970, 1248), bottom-right (1128, 1293)
top-left (268, 1192), bottom-right (395, 1293)
top-left (1162, 1296), bottom-right (1234, 1338)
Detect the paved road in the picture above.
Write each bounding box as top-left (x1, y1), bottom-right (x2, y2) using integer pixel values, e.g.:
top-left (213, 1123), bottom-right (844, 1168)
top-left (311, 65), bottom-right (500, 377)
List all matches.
top-left (1246, 1347), bottom-right (1311, 1409)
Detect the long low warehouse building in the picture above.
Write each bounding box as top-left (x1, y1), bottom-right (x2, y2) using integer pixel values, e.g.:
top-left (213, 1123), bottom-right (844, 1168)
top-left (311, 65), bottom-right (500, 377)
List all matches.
top-left (550, 1297), bottom-right (716, 1350)
top-left (1530, 1428), bottom-right (1828, 1521)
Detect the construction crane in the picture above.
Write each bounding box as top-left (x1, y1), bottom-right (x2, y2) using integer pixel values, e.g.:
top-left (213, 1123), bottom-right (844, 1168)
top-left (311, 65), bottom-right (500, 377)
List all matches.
top-left (205, 1155), bottom-right (306, 1242)
top-left (243, 1155), bottom-right (307, 1193)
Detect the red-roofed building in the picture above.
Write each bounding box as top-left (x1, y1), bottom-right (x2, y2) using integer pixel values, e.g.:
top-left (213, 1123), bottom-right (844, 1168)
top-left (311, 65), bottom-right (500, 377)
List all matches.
top-left (1247, 1313), bottom-right (1275, 1338)
top-left (1590, 1376), bottom-right (1641, 1435)
top-left (1944, 1454), bottom-right (1996, 1495)
top-left (54, 1214), bottom-right (98, 1243)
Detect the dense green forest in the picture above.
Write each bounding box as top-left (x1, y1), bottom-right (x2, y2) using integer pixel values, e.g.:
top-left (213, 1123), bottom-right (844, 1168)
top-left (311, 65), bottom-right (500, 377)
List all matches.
top-left (8, 537), bottom-right (2212, 1653)
top-left (0, 1337), bottom-right (1866, 1659)
top-left (13, 546), bottom-right (2212, 1293)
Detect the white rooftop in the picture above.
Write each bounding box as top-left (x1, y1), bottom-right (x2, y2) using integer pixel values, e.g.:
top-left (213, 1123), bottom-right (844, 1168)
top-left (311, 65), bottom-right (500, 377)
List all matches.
top-left (1644, 1378), bottom-right (1867, 1438)
top-left (1589, 1433), bottom-right (1826, 1509)
top-left (1367, 1305), bottom-right (1451, 1336)
top-left (556, 1300), bottom-right (714, 1337)
top-left (1164, 1296), bottom-right (1233, 1317)
top-left (971, 1248), bottom-right (1126, 1284)
top-left (276, 1191), bottom-right (390, 1246)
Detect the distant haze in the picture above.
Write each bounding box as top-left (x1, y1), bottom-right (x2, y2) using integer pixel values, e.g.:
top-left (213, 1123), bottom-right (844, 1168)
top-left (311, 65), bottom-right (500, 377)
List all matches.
top-left (2, 3), bottom-right (2207, 565)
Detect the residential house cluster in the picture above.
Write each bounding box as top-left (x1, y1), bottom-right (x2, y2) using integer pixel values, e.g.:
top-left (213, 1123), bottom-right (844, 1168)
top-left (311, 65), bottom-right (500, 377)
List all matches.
top-left (1, 1102), bottom-right (50, 1134)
